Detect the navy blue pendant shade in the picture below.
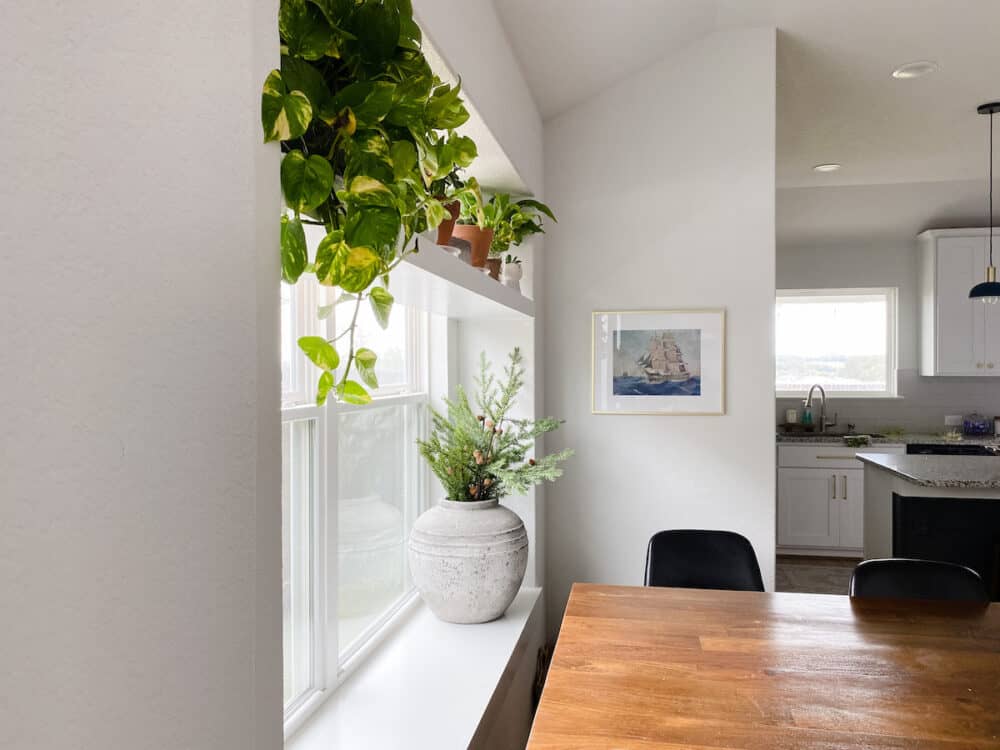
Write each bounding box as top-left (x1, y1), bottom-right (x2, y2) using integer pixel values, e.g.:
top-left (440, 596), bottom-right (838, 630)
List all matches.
top-left (970, 102), bottom-right (999, 304)
top-left (969, 278), bottom-right (1000, 302)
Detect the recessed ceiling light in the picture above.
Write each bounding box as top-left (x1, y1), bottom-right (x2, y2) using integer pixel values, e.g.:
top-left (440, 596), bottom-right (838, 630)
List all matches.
top-left (892, 61), bottom-right (938, 79)
top-left (813, 163), bottom-right (841, 173)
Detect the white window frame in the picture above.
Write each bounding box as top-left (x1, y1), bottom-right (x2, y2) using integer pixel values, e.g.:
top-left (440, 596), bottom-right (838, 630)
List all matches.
top-left (281, 279), bottom-right (432, 737)
top-left (775, 287), bottom-right (899, 399)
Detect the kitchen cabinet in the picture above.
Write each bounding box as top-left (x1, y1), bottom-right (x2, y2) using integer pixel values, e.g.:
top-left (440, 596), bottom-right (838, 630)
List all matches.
top-left (777, 444), bottom-right (904, 554)
top-left (919, 229), bottom-right (1000, 376)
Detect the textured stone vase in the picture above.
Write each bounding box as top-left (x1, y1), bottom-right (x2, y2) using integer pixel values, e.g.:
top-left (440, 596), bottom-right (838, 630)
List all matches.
top-left (408, 499), bottom-right (528, 624)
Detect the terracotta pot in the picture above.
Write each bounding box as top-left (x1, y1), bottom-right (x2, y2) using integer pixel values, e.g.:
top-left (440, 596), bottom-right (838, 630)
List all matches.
top-left (485, 258), bottom-right (502, 280)
top-left (452, 224), bottom-right (494, 267)
top-left (435, 200), bottom-right (461, 246)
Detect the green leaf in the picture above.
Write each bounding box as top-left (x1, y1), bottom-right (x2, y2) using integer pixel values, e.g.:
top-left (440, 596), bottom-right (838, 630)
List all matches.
top-left (336, 379), bottom-right (372, 405)
top-left (280, 215), bottom-right (308, 283)
top-left (516, 198), bottom-right (557, 222)
top-left (280, 0), bottom-right (336, 60)
top-left (385, 72), bottom-right (433, 127)
top-left (298, 336), bottom-right (340, 371)
top-left (424, 197), bottom-right (448, 229)
top-left (307, 0), bottom-right (355, 33)
top-left (281, 151), bottom-right (334, 212)
top-left (280, 56), bottom-right (331, 111)
top-left (323, 81), bottom-right (396, 127)
top-left (317, 303), bottom-right (335, 319)
top-left (352, 0), bottom-right (400, 65)
top-left (316, 371), bottom-right (335, 405)
top-left (397, 0), bottom-right (421, 51)
top-left (448, 134), bottom-right (477, 169)
top-left (390, 141), bottom-right (417, 180)
top-left (338, 175), bottom-right (397, 209)
top-left (339, 245), bottom-right (383, 293)
top-left (315, 230), bottom-right (349, 286)
top-left (355, 347), bottom-right (379, 389)
top-left (314, 229), bottom-right (382, 292)
top-left (344, 207), bottom-right (400, 262)
top-left (369, 286), bottom-right (394, 329)
top-left (261, 70), bottom-right (312, 142)
top-left (425, 81), bottom-right (469, 130)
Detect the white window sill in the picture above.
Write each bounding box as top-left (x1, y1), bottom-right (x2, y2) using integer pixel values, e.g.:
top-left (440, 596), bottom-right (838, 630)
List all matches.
top-left (286, 587), bottom-right (544, 750)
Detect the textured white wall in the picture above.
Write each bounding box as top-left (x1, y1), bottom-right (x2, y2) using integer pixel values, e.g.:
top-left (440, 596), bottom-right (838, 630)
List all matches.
top-left (541, 28), bottom-right (777, 628)
top-left (0, 1), bottom-right (283, 748)
top-left (415, 0), bottom-right (543, 195)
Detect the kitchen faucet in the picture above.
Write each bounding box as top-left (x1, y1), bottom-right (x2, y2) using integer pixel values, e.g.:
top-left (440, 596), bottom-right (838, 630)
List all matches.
top-left (804, 384), bottom-right (838, 434)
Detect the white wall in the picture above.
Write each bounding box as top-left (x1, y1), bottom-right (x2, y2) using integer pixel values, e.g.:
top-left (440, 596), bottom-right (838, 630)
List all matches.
top-left (0, 2), bottom-right (283, 748)
top-left (541, 28), bottom-right (777, 628)
top-left (415, 0), bottom-right (543, 196)
top-left (776, 236), bottom-right (1000, 432)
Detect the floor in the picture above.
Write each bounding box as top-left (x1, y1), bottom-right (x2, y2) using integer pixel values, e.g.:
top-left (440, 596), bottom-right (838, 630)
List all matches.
top-left (775, 555), bottom-right (859, 595)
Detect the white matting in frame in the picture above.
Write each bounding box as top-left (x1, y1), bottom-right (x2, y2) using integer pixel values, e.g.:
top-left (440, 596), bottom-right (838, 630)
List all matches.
top-left (592, 309), bottom-right (726, 415)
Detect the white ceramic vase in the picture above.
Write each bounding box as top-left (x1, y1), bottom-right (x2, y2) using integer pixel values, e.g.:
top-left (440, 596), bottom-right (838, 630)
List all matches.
top-left (408, 499), bottom-right (528, 624)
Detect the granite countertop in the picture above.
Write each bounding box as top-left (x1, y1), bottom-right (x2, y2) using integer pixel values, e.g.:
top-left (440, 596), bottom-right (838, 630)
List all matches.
top-left (776, 432), bottom-right (1000, 446)
top-left (856, 452), bottom-right (1000, 489)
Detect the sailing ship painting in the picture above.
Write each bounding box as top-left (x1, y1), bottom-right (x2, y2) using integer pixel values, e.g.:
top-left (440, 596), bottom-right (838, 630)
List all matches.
top-left (613, 329), bottom-right (701, 396)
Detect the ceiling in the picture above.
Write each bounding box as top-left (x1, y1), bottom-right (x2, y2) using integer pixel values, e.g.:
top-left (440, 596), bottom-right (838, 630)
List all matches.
top-left (494, 0), bottom-right (1000, 193)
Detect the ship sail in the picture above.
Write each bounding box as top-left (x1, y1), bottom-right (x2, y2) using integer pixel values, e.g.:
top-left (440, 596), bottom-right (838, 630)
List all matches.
top-left (636, 332), bottom-right (690, 384)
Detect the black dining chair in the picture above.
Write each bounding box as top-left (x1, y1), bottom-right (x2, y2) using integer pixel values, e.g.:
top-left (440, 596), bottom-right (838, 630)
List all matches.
top-left (849, 558), bottom-right (989, 603)
top-left (644, 529), bottom-right (765, 592)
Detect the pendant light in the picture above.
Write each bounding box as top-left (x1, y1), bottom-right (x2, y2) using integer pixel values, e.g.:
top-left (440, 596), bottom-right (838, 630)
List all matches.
top-left (969, 102), bottom-right (1000, 304)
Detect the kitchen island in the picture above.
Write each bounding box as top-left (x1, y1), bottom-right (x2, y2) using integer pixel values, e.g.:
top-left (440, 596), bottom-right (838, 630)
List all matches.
top-left (858, 452), bottom-right (1000, 600)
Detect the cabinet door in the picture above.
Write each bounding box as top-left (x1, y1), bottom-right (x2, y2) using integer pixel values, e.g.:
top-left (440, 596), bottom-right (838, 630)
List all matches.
top-left (986, 294), bottom-right (1000, 373)
top-left (837, 470), bottom-right (865, 550)
top-left (778, 469), bottom-right (839, 548)
top-left (936, 238), bottom-right (988, 375)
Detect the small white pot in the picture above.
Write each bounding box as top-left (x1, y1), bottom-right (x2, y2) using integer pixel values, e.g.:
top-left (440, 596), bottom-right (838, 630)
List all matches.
top-left (408, 499), bottom-right (528, 624)
top-left (500, 262), bottom-right (523, 292)
top-left (501, 262), bottom-right (523, 282)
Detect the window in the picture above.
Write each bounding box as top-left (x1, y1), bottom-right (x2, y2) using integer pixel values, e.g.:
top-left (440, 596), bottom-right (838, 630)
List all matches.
top-left (281, 275), bottom-right (429, 730)
top-left (775, 288), bottom-right (897, 398)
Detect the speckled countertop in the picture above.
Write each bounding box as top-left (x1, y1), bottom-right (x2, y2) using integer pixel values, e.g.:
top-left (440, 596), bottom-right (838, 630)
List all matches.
top-left (856, 452), bottom-right (1000, 489)
top-left (776, 432), bottom-right (1000, 446)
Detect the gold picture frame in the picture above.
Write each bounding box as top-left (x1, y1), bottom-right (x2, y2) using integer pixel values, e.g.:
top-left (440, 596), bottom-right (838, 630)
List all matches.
top-left (591, 309), bottom-right (726, 415)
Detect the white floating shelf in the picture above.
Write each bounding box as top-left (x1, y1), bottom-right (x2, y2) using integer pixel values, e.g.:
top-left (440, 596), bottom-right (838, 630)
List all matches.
top-left (391, 240), bottom-right (534, 321)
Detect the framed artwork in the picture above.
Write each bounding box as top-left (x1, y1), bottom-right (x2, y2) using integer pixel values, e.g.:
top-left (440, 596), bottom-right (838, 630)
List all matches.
top-left (592, 309), bottom-right (726, 415)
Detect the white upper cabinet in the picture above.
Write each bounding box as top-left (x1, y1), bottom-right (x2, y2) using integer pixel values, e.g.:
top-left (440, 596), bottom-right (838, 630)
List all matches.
top-left (919, 229), bottom-right (1000, 376)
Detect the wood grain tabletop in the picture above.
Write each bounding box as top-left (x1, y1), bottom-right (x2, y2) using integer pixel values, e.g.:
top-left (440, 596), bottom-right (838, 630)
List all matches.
top-left (527, 583), bottom-right (1000, 749)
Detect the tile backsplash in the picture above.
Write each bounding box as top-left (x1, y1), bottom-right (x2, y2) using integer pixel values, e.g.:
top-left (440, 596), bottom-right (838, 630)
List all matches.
top-left (776, 369), bottom-right (1000, 434)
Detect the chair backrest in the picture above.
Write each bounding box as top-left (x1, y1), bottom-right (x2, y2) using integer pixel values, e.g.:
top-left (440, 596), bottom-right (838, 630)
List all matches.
top-left (644, 529), bottom-right (765, 592)
top-left (849, 558), bottom-right (989, 603)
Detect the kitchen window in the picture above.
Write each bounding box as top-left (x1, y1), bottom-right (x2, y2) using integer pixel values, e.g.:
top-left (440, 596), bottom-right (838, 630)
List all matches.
top-left (775, 288), bottom-right (898, 398)
top-left (281, 275), bottom-right (429, 732)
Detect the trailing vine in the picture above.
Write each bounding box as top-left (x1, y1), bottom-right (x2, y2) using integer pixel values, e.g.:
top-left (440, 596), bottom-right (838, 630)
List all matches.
top-left (263, 0), bottom-right (482, 404)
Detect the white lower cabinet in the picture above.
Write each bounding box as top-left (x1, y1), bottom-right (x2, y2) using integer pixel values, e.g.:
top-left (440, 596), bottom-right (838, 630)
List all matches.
top-left (777, 444), bottom-right (904, 554)
top-left (777, 469), bottom-right (840, 548)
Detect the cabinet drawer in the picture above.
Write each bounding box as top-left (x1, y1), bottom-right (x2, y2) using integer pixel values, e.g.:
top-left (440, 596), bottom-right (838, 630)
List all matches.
top-left (778, 443), bottom-right (904, 469)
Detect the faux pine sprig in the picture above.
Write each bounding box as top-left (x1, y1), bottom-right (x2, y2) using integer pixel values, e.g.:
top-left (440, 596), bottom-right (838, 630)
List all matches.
top-left (418, 349), bottom-right (572, 502)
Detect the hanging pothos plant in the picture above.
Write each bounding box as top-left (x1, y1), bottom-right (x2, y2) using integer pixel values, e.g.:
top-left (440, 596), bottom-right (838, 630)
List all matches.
top-left (262, 0), bottom-right (482, 405)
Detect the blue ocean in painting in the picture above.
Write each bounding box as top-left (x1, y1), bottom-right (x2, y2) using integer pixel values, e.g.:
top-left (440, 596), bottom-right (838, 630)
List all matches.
top-left (613, 376), bottom-right (701, 396)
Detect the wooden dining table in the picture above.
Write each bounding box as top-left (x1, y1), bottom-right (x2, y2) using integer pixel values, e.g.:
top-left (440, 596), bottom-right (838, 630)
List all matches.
top-left (527, 583), bottom-right (1000, 749)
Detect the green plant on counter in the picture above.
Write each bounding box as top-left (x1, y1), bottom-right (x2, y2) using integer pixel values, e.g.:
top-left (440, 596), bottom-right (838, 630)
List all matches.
top-left (458, 192), bottom-right (555, 257)
top-left (417, 349), bottom-right (572, 501)
top-left (263, 0), bottom-right (481, 405)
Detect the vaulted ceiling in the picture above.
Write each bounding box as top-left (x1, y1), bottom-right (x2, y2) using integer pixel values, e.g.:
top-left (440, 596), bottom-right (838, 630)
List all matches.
top-left (494, 0), bottom-right (1000, 206)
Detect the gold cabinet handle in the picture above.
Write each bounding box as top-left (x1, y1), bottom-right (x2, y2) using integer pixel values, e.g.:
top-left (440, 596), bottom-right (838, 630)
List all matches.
top-left (977, 362), bottom-right (984, 369)
top-left (816, 455), bottom-right (855, 460)
top-left (841, 475), bottom-right (847, 500)
top-left (989, 363), bottom-right (995, 369)
top-left (831, 474), bottom-right (836, 500)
